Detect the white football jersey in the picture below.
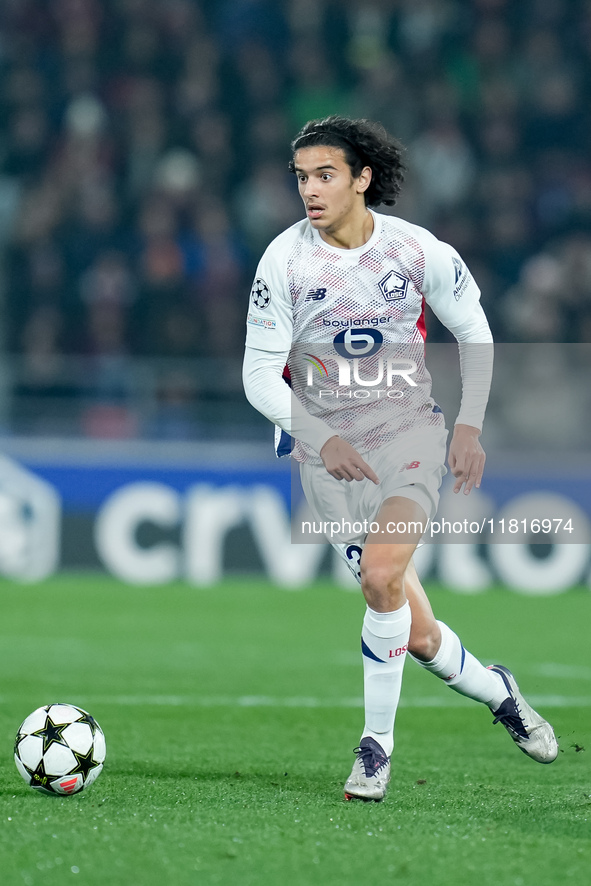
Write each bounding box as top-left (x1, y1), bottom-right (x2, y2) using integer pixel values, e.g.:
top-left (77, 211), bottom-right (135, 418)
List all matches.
top-left (245, 210), bottom-right (483, 463)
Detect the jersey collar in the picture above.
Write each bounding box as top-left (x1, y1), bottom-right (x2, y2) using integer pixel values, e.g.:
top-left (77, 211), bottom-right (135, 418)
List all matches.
top-left (310, 208), bottom-right (382, 259)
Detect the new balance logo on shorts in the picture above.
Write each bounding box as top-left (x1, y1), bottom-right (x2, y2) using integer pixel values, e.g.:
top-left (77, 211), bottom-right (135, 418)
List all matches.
top-left (400, 461), bottom-right (421, 471)
top-left (305, 288), bottom-right (328, 301)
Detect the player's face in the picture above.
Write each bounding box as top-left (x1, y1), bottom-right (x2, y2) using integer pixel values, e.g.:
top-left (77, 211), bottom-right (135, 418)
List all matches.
top-left (293, 146), bottom-right (371, 237)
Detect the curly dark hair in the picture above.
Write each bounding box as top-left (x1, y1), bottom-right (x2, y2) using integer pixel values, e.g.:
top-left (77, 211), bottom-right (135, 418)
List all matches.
top-left (288, 116), bottom-right (406, 207)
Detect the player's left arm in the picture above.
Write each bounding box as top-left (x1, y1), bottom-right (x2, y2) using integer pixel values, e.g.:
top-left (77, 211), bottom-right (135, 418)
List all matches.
top-left (423, 241), bottom-right (494, 495)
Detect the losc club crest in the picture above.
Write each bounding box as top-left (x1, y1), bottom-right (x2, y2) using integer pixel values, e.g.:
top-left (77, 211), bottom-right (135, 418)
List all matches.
top-left (251, 278), bottom-right (271, 309)
top-left (379, 270), bottom-right (409, 302)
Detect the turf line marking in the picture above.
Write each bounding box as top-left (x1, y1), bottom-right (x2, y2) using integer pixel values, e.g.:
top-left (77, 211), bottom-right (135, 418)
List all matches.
top-left (78, 694), bottom-right (591, 709)
top-left (531, 663), bottom-right (591, 681)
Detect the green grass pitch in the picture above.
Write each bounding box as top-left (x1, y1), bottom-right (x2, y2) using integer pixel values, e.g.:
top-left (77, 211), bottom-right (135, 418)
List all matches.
top-left (0, 574), bottom-right (589, 886)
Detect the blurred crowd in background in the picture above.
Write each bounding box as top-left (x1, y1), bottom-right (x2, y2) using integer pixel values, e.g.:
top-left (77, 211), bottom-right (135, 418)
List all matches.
top-left (0, 0), bottom-right (590, 439)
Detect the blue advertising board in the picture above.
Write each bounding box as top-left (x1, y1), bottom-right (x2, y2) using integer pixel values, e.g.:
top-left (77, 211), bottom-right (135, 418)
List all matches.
top-left (1, 441), bottom-right (590, 592)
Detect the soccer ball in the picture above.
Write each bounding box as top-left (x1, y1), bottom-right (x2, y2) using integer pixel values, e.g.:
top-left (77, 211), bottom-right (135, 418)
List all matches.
top-left (14, 703), bottom-right (106, 796)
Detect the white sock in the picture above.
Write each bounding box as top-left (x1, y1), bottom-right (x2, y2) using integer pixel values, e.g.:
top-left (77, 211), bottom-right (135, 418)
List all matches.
top-left (360, 602), bottom-right (412, 757)
top-left (412, 621), bottom-right (507, 710)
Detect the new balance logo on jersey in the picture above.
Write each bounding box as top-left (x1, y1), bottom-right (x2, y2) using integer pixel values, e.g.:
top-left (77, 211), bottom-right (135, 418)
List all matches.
top-left (305, 288), bottom-right (328, 301)
top-left (379, 270), bottom-right (409, 302)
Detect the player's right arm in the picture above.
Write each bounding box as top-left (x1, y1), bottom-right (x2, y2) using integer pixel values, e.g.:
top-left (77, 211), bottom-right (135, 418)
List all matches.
top-left (242, 232), bottom-right (378, 483)
top-left (243, 348), bottom-right (378, 482)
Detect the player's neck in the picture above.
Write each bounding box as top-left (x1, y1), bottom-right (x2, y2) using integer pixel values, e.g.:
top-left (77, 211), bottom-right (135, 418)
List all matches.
top-left (318, 207), bottom-right (374, 250)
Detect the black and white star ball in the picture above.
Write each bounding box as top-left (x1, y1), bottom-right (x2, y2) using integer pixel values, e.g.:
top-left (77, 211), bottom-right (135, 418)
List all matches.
top-left (14, 703), bottom-right (106, 795)
top-left (251, 278), bottom-right (271, 309)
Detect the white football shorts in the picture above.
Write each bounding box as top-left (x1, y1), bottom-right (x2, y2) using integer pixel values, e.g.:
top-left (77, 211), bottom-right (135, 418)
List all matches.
top-left (299, 425), bottom-right (448, 547)
top-left (299, 426), bottom-right (448, 583)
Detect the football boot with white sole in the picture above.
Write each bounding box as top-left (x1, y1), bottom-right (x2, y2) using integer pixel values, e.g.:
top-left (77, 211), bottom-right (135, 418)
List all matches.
top-left (488, 664), bottom-right (559, 764)
top-left (344, 736), bottom-right (390, 801)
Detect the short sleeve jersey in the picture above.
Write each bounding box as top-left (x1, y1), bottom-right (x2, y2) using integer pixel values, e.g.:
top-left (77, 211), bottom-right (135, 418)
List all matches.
top-left (245, 209), bottom-right (482, 463)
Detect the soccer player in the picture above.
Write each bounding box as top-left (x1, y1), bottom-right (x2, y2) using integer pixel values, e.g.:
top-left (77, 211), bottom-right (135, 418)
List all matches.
top-left (242, 116), bottom-right (558, 801)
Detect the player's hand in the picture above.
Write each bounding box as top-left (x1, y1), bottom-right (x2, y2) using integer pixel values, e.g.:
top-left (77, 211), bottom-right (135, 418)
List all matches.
top-left (319, 436), bottom-right (380, 484)
top-left (448, 424), bottom-right (485, 495)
